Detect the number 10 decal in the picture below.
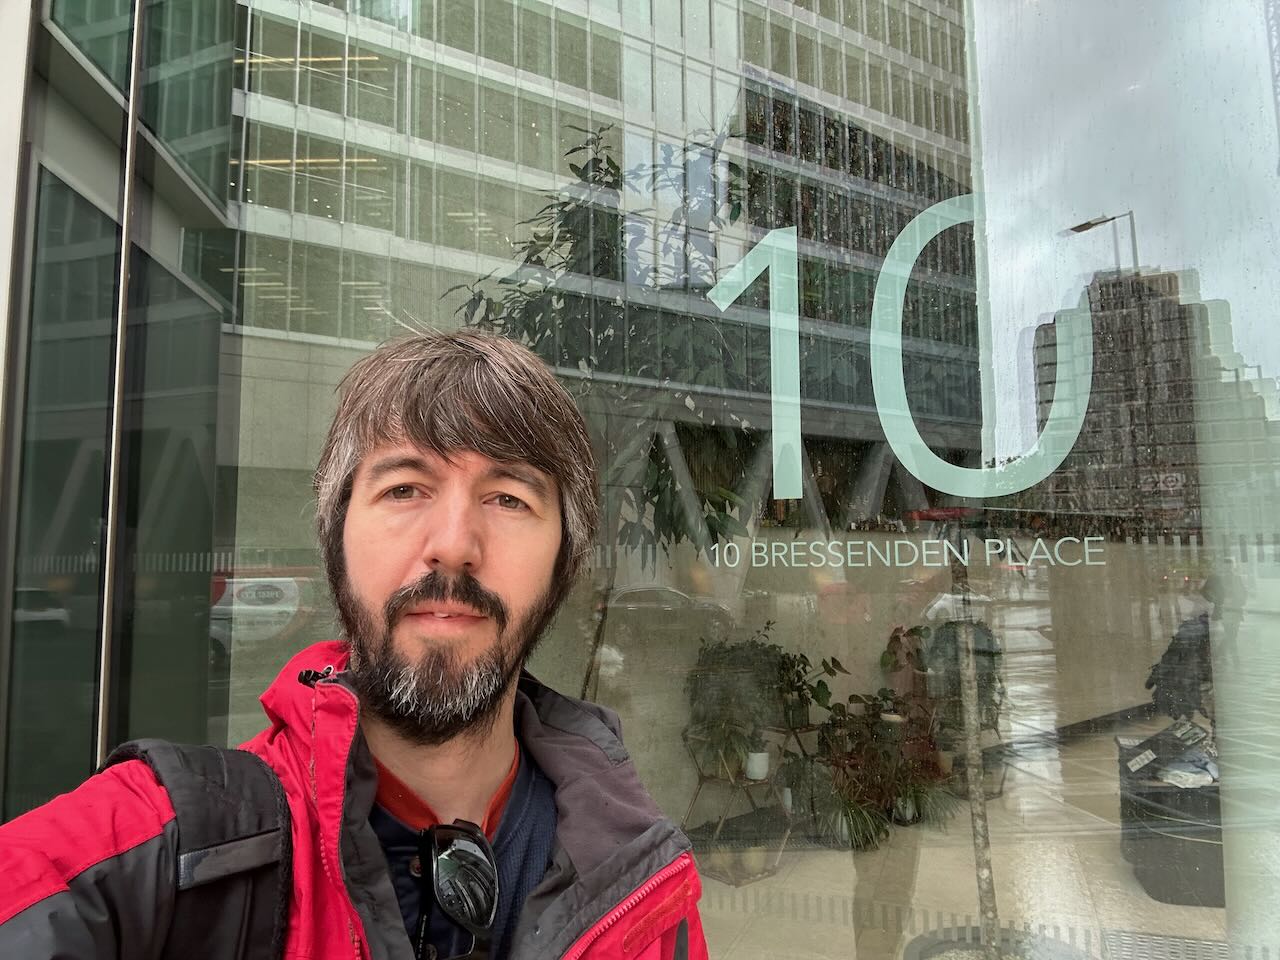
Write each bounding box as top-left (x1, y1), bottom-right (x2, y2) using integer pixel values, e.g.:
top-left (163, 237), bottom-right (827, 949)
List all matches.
top-left (708, 195), bottom-right (1092, 500)
top-left (708, 227), bottom-right (803, 500)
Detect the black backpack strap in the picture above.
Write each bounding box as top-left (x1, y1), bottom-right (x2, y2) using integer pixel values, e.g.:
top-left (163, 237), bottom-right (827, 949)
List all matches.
top-left (103, 739), bottom-right (292, 960)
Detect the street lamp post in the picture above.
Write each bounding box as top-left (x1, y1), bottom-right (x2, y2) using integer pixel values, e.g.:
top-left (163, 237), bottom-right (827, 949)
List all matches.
top-left (1068, 210), bottom-right (1140, 275)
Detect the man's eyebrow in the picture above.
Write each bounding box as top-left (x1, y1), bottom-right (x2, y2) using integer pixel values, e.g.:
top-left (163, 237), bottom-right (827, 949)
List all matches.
top-left (362, 454), bottom-right (430, 485)
top-left (485, 464), bottom-right (553, 502)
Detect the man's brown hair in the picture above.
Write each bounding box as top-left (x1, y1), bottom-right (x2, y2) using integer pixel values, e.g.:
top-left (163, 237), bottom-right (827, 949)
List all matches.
top-left (314, 331), bottom-right (599, 613)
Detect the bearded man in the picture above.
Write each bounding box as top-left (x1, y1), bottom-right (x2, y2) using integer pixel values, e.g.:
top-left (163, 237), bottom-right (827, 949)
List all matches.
top-left (0, 332), bottom-right (707, 960)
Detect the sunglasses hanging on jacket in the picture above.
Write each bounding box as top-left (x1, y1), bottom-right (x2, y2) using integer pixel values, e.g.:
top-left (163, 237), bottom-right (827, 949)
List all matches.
top-left (414, 820), bottom-right (499, 960)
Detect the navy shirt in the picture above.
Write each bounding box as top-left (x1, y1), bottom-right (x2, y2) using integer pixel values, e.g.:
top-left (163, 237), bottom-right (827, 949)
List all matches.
top-left (370, 749), bottom-right (558, 960)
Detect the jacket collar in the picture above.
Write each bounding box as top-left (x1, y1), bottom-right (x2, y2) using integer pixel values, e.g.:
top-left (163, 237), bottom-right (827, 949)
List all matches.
top-left (257, 642), bottom-right (673, 842)
top-left (252, 641), bottom-right (691, 959)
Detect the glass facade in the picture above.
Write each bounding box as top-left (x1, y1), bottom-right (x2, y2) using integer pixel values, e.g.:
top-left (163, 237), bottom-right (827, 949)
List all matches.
top-left (5, 0), bottom-right (1280, 955)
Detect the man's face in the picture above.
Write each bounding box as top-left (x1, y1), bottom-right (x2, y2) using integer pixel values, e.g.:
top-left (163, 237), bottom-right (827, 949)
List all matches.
top-left (337, 442), bottom-right (563, 744)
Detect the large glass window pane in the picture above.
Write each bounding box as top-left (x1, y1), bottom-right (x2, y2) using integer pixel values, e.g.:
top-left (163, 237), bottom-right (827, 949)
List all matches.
top-left (656, 54), bottom-right (684, 127)
top-left (299, 28), bottom-right (346, 115)
top-left (348, 42), bottom-right (403, 130)
top-left (140, 0), bottom-right (235, 203)
top-left (556, 104), bottom-right (590, 176)
top-left (243, 122), bottom-right (295, 211)
top-left (685, 0), bottom-right (710, 50)
top-left (441, 0), bottom-right (476, 53)
top-left (820, 41), bottom-right (842, 99)
top-left (109, 251), bottom-right (225, 747)
top-left (795, 29), bottom-right (817, 90)
top-left (52, 0), bottom-right (133, 88)
top-left (864, 0), bottom-right (885, 42)
top-left (409, 162), bottom-right (434, 243)
top-left (555, 13), bottom-right (590, 91)
top-left (742, 4), bottom-right (767, 68)
top-left (294, 133), bottom-right (343, 220)
top-left (482, 0), bottom-right (516, 67)
top-left (476, 179), bottom-right (516, 258)
top-left (345, 146), bottom-right (401, 232)
top-left (768, 17), bottom-right (792, 78)
top-left (518, 1), bottom-right (552, 78)
top-left (591, 27), bottom-right (621, 101)
top-left (19, 4), bottom-right (1280, 960)
top-left (654, 0), bottom-right (681, 45)
top-left (436, 169), bottom-right (477, 252)
top-left (437, 69), bottom-right (476, 152)
top-left (3, 172), bottom-right (117, 816)
top-left (412, 0), bottom-right (434, 38)
top-left (340, 251), bottom-right (393, 341)
top-left (245, 15), bottom-right (298, 104)
top-left (411, 60), bottom-right (435, 141)
top-left (480, 83), bottom-right (516, 162)
top-left (519, 92), bottom-right (555, 170)
top-left (712, 0), bottom-right (737, 54)
top-left (623, 41), bottom-right (652, 113)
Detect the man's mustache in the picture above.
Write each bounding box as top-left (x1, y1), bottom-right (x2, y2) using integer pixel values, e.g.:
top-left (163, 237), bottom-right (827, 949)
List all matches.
top-left (383, 571), bottom-right (509, 634)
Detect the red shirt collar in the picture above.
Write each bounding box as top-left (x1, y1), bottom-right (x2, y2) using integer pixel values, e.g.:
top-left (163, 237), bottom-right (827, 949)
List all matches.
top-left (373, 748), bottom-right (520, 842)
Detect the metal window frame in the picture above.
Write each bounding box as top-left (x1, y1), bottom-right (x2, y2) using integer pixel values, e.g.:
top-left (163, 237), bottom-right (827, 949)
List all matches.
top-left (9, 0), bottom-right (156, 773)
top-left (0, 0), bottom-right (42, 812)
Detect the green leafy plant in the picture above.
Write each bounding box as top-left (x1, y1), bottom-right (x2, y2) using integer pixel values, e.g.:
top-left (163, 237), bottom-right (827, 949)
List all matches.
top-left (775, 649), bottom-right (849, 729)
top-left (684, 621), bottom-right (786, 774)
top-left (780, 750), bottom-right (889, 850)
top-left (813, 686), bottom-right (952, 835)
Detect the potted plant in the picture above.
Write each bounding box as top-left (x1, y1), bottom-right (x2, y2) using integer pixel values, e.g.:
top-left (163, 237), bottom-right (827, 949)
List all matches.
top-left (684, 624), bottom-right (783, 778)
top-left (813, 694), bottom-right (904, 848)
top-left (775, 649), bottom-right (849, 731)
top-left (685, 623), bottom-right (787, 728)
top-left (781, 749), bottom-right (889, 850)
top-left (743, 728), bottom-right (770, 781)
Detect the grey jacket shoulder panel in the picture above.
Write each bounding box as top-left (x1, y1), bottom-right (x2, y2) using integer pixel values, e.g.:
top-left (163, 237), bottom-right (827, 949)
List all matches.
top-left (0, 824), bottom-right (179, 960)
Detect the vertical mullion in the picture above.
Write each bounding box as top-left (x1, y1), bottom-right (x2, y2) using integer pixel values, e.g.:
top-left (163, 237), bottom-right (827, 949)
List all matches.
top-left (95, 0), bottom-right (149, 765)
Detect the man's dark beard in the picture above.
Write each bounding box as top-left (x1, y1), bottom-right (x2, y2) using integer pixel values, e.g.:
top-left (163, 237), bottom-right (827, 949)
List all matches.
top-left (338, 570), bottom-right (558, 746)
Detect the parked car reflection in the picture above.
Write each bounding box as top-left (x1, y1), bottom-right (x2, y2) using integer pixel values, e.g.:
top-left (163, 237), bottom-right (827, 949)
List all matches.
top-left (12, 587), bottom-right (71, 628)
top-left (597, 585), bottom-right (735, 639)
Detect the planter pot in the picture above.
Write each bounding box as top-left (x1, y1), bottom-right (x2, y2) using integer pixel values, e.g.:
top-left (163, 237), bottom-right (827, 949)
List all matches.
top-left (704, 847), bottom-right (735, 876)
top-left (744, 751), bottom-right (770, 781)
top-left (892, 795), bottom-right (919, 825)
top-left (835, 813), bottom-right (851, 846)
top-left (738, 845), bottom-right (769, 877)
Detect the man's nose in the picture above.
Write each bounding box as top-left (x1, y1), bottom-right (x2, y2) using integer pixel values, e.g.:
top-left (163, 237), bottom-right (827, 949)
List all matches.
top-left (419, 496), bottom-right (483, 574)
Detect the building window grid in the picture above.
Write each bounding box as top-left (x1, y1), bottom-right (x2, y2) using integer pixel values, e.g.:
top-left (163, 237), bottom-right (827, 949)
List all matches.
top-left (231, 0), bottom-right (973, 347)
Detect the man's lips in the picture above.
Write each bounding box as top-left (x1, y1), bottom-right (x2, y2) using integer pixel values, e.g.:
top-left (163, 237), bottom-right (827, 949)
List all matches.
top-left (403, 605), bottom-right (487, 621)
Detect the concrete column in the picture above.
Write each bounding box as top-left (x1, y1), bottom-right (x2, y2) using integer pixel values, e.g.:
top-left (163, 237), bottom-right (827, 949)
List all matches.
top-left (842, 441), bottom-right (894, 525)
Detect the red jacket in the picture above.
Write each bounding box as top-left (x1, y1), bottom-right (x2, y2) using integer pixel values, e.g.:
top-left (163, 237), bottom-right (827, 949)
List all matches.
top-left (0, 641), bottom-right (708, 960)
